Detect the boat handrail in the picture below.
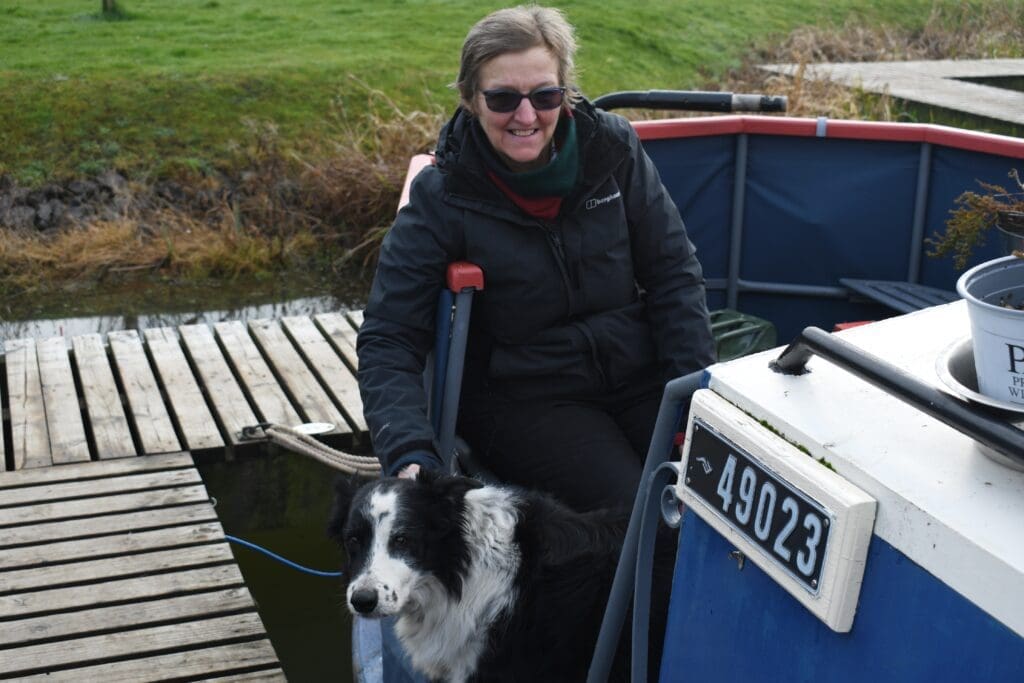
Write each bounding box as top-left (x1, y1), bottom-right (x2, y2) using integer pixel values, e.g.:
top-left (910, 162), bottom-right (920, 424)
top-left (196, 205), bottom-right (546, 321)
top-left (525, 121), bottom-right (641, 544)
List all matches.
top-left (593, 89), bottom-right (787, 113)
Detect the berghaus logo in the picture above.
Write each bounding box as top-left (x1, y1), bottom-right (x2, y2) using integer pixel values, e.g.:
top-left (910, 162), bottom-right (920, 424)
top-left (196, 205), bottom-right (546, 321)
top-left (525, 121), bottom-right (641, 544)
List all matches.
top-left (586, 191), bottom-right (621, 210)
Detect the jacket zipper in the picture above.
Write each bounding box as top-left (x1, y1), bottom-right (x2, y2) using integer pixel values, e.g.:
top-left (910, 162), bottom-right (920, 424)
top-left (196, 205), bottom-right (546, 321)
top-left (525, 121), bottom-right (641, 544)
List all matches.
top-left (544, 224), bottom-right (567, 263)
top-left (540, 222), bottom-right (607, 387)
top-left (538, 221), bottom-right (583, 318)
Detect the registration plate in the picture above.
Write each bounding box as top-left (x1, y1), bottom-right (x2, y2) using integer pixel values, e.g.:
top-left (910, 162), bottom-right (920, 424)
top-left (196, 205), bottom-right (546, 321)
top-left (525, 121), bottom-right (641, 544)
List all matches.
top-left (685, 418), bottom-right (832, 593)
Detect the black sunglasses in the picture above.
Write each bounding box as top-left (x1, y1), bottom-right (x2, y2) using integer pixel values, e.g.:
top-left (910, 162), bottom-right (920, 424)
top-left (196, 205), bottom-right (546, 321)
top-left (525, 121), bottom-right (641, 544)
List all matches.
top-left (480, 86), bottom-right (566, 113)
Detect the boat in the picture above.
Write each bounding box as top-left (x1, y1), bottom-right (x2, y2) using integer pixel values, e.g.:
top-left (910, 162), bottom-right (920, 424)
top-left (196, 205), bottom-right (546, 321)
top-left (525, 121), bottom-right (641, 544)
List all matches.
top-left (357, 90), bottom-right (1024, 682)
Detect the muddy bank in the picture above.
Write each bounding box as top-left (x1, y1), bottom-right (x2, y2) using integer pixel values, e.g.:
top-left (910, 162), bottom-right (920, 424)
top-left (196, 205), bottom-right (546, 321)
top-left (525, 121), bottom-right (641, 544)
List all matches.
top-left (0, 166), bottom-right (389, 236)
top-left (0, 171), bottom-right (134, 233)
top-left (0, 170), bottom-right (279, 236)
top-left (0, 144), bottom-right (411, 295)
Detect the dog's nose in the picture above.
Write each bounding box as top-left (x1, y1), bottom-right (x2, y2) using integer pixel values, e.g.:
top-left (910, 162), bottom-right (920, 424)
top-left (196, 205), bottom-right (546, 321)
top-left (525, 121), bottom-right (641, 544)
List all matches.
top-left (350, 588), bottom-right (379, 614)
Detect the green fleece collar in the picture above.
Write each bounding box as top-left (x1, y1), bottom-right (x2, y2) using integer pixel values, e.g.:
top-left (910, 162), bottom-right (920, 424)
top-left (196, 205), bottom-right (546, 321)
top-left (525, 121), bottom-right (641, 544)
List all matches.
top-left (473, 115), bottom-right (580, 198)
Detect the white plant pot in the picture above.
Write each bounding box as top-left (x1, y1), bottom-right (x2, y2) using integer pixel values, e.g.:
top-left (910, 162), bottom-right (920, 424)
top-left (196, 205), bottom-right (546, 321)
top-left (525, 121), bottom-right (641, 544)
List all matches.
top-left (997, 216), bottom-right (1024, 254)
top-left (956, 255), bottom-right (1024, 406)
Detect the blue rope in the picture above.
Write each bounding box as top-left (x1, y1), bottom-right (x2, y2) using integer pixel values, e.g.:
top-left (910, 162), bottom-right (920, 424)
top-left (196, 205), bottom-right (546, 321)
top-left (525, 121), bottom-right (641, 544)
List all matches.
top-left (225, 534), bottom-right (343, 578)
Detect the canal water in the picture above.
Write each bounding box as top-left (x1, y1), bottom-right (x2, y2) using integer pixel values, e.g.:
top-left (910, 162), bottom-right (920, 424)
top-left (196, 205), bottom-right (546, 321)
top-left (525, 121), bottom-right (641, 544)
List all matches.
top-left (1, 267), bottom-right (374, 680)
top-left (0, 264), bottom-right (372, 340)
top-left (199, 450), bottom-right (354, 682)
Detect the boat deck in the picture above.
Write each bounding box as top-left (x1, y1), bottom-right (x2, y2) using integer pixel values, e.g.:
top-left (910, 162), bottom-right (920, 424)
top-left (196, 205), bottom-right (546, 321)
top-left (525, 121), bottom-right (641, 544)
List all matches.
top-left (0, 312), bottom-right (371, 680)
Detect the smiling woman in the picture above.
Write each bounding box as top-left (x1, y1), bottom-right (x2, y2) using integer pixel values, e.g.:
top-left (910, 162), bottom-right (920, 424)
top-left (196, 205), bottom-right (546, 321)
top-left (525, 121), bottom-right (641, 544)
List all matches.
top-left (358, 2), bottom-right (715, 514)
top-left (469, 47), bottom-right (563, 172)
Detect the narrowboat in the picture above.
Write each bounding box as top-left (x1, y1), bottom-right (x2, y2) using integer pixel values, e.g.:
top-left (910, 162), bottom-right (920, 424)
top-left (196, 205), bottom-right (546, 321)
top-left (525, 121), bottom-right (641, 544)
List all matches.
top-left (358, 90), bottom-right (1024, 682)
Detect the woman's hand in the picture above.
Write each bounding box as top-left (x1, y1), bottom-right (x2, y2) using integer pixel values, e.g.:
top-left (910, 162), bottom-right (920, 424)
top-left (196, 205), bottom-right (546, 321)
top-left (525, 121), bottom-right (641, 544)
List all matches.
top-left (398, 463), bottom-right (421, 479)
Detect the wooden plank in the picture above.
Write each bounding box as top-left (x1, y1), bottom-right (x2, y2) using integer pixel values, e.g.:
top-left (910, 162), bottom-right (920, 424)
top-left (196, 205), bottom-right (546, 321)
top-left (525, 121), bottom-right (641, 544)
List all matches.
top-left (0, 467), bottom-right (203, 508)
top-left (314, 311), bottom-right (359, 370)
top-left (0, 503), bottom-right (217, 547)
top-left (18, 640), bottom-right (282, 682)
top-left (107, 330), bottom-right (182, 455)
top-left (213, 320), bottom-right (303, 428)
top-left (247, 318), bottom-right (350, 433)
top-left (1, 542), bottom-right (235, 593)
top-left (283, 316), bottom-right (366, 431)
top-left (71, 334), bottom-right (137, 459)
top-left (179, 324), bottom-right (259, 445)
top-left (0, 612), bottom-right (271, 678)
top-left (0, 587), bottom-right (255, 647)
top-left (0, 521), bottom-right (224, 570)
top-left (4, 338), bottom-right (51, 469)
top-left (36, 336), bottom-right (91, 464)
top-left (0, 484), bottom-right (210, 526)
top-left (213, 671), bottom-right (288, 682)
top-left (347, 309), bottom-right (365, 329)
top-left (0, 563), bottom-right (245, 618)
top-left (143, 327), bottom-right (224, 451)
top-left (0, 451), bottom-right (192, 489)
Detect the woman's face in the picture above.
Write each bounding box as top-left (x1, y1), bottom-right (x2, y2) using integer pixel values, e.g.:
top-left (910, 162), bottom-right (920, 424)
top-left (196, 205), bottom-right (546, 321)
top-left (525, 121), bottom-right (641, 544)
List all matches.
top-left (472, 46), bottom-right (562, 173)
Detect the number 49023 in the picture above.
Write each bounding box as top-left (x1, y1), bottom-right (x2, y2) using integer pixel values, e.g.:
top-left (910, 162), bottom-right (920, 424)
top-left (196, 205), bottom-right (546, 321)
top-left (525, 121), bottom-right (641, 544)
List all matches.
top-left (715, 453), bottom-right (826, 581)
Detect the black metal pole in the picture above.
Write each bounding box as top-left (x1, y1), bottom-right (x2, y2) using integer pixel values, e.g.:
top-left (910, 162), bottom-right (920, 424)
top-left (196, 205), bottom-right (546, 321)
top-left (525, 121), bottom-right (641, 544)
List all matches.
top-left (593, 89), bottom-right (787, 113)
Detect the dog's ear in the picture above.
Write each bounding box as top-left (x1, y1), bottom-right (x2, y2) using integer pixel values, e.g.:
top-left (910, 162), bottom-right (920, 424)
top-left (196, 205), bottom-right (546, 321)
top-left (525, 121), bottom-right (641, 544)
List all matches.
top-left (416, 466), bottom-right (441, 486)
top-left (418, 469), bottom-right (484, 501)
top-left (326, 474), bottom-right (362, 543)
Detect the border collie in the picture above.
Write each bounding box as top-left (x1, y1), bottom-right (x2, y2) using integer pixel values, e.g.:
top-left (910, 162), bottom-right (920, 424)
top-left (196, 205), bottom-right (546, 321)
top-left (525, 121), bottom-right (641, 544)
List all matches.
top-left (327, 470), bottom-right (668, 683)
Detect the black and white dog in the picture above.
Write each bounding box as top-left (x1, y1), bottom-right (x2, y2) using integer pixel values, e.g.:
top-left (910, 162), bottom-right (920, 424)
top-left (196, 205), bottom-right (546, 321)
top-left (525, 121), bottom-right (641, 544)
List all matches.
top-left (327, 470), bottom-right (669, 683)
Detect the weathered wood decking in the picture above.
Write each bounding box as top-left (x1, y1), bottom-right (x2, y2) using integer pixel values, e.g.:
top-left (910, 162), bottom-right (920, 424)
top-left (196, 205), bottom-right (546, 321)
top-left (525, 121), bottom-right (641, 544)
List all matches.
top-left (0, 312), bottom-right (368, 471)
top-left (760, 58), bottom-right (1024, 126)
top-left (0, 311), bottom-right (371, 680)
top-left (0, 452), bottom-right (283, 680)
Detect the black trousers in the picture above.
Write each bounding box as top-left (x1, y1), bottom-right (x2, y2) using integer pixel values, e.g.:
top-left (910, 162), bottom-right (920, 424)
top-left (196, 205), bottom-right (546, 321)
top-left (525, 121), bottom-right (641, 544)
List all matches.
top-left (457, 383), bottom-right (664, 513)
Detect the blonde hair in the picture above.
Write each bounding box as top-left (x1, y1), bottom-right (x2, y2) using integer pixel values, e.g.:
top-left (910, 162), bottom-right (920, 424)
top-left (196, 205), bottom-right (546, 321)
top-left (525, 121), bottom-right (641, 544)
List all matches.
top-left (455, 5), bottom-right (579, 108)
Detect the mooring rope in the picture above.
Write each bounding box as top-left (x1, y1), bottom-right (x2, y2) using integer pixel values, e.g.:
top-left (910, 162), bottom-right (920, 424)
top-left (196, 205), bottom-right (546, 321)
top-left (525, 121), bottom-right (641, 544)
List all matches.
top-left (238, 422), bottom-right (382, 477)
top-left (225, 534), bottom-right (344, 578)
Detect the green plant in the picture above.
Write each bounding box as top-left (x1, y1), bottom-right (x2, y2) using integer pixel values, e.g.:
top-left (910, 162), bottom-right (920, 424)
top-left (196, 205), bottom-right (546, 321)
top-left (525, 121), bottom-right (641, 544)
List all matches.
top-left (928, 168), bottom-right (1024, 268)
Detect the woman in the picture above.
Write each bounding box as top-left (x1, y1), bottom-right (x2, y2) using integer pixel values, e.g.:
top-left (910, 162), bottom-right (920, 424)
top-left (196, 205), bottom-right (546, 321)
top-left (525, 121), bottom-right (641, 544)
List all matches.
top-left (357, 5), bottom-right (715, 513)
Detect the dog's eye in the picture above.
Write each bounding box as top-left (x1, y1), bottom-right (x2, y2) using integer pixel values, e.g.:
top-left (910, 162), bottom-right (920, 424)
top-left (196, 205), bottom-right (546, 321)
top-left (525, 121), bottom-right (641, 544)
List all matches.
top-left (346, 535), bottom-right (361, 549)
top-left (391, 534), bottom-right (409, 548)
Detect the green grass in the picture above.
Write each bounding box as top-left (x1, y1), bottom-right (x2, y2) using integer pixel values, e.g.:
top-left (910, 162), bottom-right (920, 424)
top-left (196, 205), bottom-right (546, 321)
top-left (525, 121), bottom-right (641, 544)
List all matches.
top-left (0, 0), bottom-right (1009, 183)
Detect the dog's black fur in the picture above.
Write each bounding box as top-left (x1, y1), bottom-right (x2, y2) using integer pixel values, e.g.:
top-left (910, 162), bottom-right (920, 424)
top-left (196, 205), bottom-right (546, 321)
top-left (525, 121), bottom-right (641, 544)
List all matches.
top-left (327, 471), bottom-right (670, 683)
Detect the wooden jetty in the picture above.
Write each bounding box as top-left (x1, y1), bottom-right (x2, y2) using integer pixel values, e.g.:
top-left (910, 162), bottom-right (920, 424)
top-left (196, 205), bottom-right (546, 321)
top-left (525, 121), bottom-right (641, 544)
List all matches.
top-left (0, 312), bottom-right (367, 470)
top-left (759, 58), bottom-right (1024, 127)
top-left (0, 311), bottom-right (370, 680)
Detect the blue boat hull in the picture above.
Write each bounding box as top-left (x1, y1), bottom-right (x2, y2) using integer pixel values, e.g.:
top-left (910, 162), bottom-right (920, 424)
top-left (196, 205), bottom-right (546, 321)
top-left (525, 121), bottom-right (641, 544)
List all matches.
top-left (661, 510), bottom-right (1024, 682)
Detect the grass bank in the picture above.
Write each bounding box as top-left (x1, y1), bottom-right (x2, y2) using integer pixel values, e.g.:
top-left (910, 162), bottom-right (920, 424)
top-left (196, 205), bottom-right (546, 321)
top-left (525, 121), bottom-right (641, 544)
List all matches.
top-left (3, 0), bottom-right (1009, 183)
top-left (1, 0), bottom-right (1022, 296)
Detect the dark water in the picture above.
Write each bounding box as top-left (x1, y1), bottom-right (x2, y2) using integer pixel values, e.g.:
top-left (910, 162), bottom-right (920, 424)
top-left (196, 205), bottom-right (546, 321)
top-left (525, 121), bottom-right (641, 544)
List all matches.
top-left (198, 449), bottom-right (356, 682)
top-left (0, 263), bottom-right (374, 340)
top-left (955, 75), bottom-right (1024, 93)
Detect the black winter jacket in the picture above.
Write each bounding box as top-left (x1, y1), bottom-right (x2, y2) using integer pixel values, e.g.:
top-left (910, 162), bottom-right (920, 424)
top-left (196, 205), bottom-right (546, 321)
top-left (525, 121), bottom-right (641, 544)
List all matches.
top-left (357, 100), bottom-right (715, 474)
